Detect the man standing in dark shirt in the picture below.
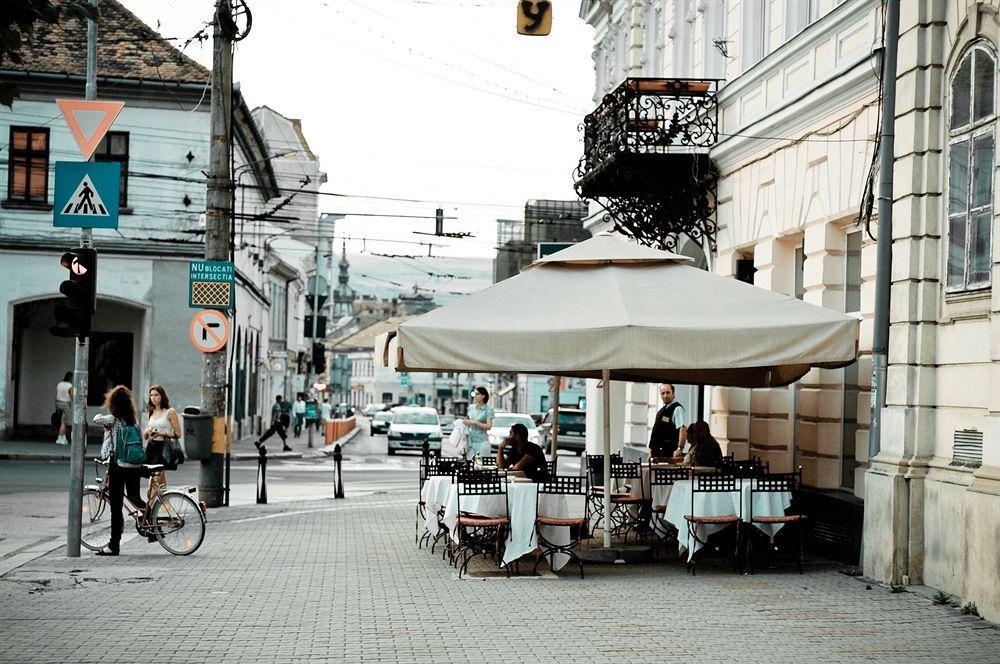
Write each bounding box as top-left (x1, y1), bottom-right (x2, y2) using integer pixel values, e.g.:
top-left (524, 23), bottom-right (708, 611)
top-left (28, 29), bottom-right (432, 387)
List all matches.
top-left (648, 383), bottom-right (687, 459)
top-left (498, 423), bottom-right (549, 481)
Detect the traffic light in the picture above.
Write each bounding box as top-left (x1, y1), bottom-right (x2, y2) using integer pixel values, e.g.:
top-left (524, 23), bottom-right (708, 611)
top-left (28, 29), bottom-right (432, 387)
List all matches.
top-left (312, 342), bottom-right (327, 374)
top-left (51, 248), bottom-right (97, 339)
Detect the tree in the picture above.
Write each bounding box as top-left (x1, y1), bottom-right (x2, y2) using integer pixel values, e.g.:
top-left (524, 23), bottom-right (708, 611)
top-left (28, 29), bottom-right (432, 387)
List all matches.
top-left (0, 0), bottom-right (98, 108)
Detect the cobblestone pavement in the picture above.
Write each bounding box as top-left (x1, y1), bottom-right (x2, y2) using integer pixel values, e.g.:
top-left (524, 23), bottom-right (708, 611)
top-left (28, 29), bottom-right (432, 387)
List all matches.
top-left (1, 488), bottom-right (998, 664)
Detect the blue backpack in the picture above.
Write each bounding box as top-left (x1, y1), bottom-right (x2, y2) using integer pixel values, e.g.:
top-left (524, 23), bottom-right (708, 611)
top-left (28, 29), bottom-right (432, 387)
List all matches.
top-left (114, 423), bottom-right (146, 465)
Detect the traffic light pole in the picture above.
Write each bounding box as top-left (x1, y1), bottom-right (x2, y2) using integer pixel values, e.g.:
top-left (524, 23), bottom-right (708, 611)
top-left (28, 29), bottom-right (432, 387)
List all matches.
top-left (66, 0), bottom-right (98, 558)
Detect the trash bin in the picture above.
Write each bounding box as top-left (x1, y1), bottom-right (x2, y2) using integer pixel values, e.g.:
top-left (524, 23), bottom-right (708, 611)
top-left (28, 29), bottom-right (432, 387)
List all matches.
top-left (182, 406), bottom-right (214, 461)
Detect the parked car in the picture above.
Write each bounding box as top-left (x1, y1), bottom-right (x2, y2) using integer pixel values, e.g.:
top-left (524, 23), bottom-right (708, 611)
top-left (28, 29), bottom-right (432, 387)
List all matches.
top-left (371, 410), bottom-right (393, 435)
top-left (488, 412), bottom-right (541, 455)
top-left (538, 408), bottom-right (586, 455)
top-left (387, 406), bottom-right (443, 455)
top-left (439, 414), bottom-right (457, 436)
top-left (363, 403), bottom-right (387, 420)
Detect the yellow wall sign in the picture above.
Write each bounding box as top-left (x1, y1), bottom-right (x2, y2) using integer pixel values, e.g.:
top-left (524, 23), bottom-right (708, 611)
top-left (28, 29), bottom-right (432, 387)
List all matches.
top-left (517, 1), bottom-right (552, 36)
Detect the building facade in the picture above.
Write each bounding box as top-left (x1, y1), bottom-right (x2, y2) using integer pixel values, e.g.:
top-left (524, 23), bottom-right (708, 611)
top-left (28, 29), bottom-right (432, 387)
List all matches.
top-left (579, 0), bottom-right (999, 620)
top-left (0, 1), bottom-right (284, 443)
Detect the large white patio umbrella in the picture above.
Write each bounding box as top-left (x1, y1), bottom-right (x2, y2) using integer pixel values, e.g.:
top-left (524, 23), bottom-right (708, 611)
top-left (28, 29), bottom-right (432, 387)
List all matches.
top-left (376, 233), bottom-right (858, 548)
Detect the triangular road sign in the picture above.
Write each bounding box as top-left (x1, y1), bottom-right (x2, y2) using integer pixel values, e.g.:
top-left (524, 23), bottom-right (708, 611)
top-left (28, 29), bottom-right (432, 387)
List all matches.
top-left (61, 174), bottom-right (110, 216)
top-left (56, 99), bottom-right (125, 160)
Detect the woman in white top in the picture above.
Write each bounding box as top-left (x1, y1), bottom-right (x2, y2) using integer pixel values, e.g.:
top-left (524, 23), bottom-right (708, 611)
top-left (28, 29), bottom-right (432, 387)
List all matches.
top-left (55, 372), bottom-right (74, 445)
top-left (143, 385), bottom-right (181, 499)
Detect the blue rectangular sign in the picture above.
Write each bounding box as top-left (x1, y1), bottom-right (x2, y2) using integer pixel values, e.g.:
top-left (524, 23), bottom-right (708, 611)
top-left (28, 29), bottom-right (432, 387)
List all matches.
top-left (189, 260), bottom-right (235, 310)
top-left (53, 161), bottom-right (120, 229)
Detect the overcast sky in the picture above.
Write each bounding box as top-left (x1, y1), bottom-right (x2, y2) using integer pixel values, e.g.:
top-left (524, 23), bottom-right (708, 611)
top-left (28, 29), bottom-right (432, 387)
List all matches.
top-left (122, 0), bottom-right (596, 260)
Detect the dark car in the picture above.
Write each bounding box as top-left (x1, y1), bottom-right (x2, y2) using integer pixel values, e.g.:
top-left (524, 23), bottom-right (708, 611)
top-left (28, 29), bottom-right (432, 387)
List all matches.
top-left (371, 411), bottom-right (393, 435)
top-left (539, 408), bottom-right (586, 455)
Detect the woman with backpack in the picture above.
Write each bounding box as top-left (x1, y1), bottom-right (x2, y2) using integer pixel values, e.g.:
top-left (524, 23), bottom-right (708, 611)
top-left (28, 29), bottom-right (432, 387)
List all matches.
top-left (93, 385), bottom-right (145, 556)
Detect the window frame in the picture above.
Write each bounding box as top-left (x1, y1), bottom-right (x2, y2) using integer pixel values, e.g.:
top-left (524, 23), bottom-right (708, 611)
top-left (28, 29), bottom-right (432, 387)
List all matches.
top-left (947, 43), bottom-right (996, 294)
top-left (6, 125), bottom-right (50, 204)
top-left (92, 130), bottom-right (130, 208)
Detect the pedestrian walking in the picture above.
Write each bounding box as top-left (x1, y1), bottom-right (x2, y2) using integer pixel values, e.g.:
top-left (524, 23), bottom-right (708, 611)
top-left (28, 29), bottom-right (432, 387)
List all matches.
top-left (55, 371), bottom-right (73, 445)
top-left (462, 386), bottom-right (494, 459)
top-left (256, 395), bottom-right (291, 452)
top-left (94, 385), bottom-right (144, 556)
top-left (143, 385), bottom-right (181, 499)
top-left (292, 393), bottom-right (306, 437)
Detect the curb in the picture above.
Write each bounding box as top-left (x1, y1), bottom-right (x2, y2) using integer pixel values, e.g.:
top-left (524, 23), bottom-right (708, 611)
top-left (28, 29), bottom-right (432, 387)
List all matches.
top-left (0, 427), bottom-right (361, 463)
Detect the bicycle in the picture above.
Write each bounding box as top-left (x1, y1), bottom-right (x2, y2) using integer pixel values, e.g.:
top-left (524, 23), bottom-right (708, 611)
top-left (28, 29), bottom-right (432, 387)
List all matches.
top-left (80, 456), bottom-right (206, 555)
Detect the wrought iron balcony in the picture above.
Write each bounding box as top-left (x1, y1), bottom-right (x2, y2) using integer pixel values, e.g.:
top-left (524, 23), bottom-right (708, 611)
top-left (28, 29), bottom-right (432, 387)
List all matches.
top-left (574, 78), bottom-right (721, 251)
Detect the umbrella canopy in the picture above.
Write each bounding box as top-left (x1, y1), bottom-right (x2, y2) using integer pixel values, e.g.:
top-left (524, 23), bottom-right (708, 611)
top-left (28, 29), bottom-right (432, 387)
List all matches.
top-left (377, 233), bottom-right (858, 387)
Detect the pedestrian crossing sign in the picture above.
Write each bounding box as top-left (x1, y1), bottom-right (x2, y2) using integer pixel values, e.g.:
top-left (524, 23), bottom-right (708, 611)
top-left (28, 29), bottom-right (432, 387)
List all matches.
top-left (53, 161), bottom-right (120, 229)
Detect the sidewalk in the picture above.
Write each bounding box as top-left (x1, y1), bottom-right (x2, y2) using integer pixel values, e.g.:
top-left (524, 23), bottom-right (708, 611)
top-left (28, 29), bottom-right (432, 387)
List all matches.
top-left (1, 490), bottom-right (997, 663)
top-left (0, 425), bottom-right (359, 462)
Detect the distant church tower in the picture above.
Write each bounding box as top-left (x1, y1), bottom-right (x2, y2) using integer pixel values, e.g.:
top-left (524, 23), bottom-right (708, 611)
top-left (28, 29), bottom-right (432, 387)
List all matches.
top-left (333, 241), bottom-right (355, 318)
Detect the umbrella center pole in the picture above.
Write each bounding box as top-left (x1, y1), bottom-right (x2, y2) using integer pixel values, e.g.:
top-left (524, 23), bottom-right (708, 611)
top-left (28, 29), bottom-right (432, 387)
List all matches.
top-left (602, 369), bottom-right (612, 549)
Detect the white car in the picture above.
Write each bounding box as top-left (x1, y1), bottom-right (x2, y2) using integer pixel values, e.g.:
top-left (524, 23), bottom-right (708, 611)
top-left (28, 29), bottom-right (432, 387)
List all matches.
top-left (488, 412), bottom-right (541, 455)
top-left (387, 406), bottom-right (442, 455)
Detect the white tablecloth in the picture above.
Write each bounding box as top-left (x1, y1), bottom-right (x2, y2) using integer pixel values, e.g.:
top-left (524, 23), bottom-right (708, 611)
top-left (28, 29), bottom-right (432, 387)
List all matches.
top-left (438, 482), bottom-right (572, 571)
top-left (662, 478), bottom-right (791, 561)
top-left (421, 475), bottom-right (454, 536)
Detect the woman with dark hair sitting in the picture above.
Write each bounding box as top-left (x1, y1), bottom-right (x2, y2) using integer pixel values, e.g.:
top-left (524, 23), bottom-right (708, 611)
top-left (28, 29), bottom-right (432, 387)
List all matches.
top-left (497, 423), bottom-right (549, 482)
top-left (683, 421), bottom-right (724, 467)
top-left (93, 385), bottom-right (144, 556)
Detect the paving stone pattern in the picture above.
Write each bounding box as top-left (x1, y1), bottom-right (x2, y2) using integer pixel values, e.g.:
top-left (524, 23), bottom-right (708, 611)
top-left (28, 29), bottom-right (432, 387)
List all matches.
top-left (1, 491), bottom-right (998, 664)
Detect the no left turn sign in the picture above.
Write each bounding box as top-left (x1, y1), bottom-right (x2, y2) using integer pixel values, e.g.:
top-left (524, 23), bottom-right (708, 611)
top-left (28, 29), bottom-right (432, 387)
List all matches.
top-left (189, 309), bottom-right (230, 353)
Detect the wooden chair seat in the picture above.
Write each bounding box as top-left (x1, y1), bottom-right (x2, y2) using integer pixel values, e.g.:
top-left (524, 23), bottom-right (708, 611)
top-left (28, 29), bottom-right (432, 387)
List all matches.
top-left (457, 515), bottom-right (509, 527)
top-left (652, 504), bottom-right (666, 513)
top-left (536, 515), bottom-right (588, 527)
top-left (752, 514), bottom-right (807, 524)
top-left (683, 514), bottom-right (739, 524)
top-left (610, 495), bottom-right (644, 505)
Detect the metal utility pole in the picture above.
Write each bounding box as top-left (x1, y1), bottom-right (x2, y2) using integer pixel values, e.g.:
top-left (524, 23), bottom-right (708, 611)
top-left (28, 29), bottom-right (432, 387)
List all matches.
top-left (307, 219), bottom-right (320, 449)
top-left (66, 0), bottom-right (99, 558)
top-left (869, 0), bottom-right (900, 461)
top-left (200, 0), bottom-right (235, 507)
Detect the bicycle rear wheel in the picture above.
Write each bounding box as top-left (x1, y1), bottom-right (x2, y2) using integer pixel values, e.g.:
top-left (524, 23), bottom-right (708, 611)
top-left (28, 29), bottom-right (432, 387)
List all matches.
top-left (150, 492), bottom-right (205, 555)
top-left (80, 488), bottom-right (111, 551)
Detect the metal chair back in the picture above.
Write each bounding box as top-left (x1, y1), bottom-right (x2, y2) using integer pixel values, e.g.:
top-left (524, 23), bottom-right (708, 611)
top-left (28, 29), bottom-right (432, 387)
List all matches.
top-left (455, 468), bottom-right (508, 520)
top-left (650, 466), bottom-right (692, 488)
top-left (691, 471), bottom-right (741, 520)
top-left (749, 466), bottom-right (801, 521)
top-left (585, 453), bottom-right (622, 485)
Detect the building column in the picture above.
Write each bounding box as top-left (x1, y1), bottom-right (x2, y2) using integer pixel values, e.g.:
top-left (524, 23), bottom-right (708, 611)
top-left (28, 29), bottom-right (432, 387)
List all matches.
top-left (749, 236), bottom-right (796, 471)
top-left (710, 249), bottom-right (750, 458)
top-left (623, 382), bottom-right (653, 448)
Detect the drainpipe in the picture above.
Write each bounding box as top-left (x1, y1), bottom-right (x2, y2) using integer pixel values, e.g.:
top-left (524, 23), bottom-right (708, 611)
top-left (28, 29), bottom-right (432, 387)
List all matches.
top-left (869, 0), bottom-right (899, 462)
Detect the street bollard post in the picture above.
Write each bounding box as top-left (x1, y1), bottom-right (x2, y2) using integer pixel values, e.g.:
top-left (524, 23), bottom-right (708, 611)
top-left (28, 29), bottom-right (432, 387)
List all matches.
top-left (333, 443), bottom-right (345, 499)
top-left (256, 445), bottom-right (267, 505)
top-left (421, 440), bottom-right (429, 466)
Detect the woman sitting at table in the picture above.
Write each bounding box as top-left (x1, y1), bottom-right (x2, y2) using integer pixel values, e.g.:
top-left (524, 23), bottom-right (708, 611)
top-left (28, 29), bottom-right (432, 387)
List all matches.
top-left (497, 423), bottom-right (549, 482)
top-left (683, 421), bottom-right (723, 467)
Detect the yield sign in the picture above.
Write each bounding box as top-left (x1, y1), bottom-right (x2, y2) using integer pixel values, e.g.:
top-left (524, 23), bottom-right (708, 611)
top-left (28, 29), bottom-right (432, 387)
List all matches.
top-left (56, 99), bottom-right (125, 160)
top-left (189, 309), bottom-right (230, 353)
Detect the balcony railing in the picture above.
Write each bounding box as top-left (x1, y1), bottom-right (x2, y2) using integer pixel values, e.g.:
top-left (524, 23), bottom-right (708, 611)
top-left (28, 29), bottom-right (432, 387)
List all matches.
top-left (574, 78), bottom-right (721, 251)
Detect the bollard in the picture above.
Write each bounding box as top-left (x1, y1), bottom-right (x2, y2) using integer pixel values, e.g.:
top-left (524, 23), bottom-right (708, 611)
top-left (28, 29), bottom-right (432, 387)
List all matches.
top-left (421, 440), bottom-right (430, 466)
top-left (333, 443), bottom-right (345, 499)
top-left (256, 445), bottom-right (268, 505)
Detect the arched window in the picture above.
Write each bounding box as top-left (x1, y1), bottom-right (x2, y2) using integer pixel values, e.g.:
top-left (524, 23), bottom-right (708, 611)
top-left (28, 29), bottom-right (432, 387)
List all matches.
top-left (948, 44), bottom-right (995, 291)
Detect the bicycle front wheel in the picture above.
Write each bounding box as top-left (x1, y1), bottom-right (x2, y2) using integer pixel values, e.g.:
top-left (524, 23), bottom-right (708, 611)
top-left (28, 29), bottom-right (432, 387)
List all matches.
top-left (150, 492), bottom-right (205, 555)
top-left (80, 488), bottom-right (111, 551)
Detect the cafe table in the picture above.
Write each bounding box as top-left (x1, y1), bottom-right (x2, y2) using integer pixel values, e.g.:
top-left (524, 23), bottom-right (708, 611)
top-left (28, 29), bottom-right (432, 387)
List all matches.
top-left (438, 478), bottom-right (572, 571)
top-left (661, 477), bottom-right (792, 561)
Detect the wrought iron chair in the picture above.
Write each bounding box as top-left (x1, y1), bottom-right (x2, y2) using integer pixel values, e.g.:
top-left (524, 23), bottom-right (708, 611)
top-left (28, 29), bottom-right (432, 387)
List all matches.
top-left (585, 453), bottom-right (624, 534)
top-left (719, 456), bottom-right (768, 478)
top-left (683, 472), bottom-right (741, 575)
top-left (534, 475), bottom-right (589, 578)
top-left (546, 458), bottom-right (557, 477)
top-left (648, 466), bottom-right (692, 556)
top-left (416, 457), bottom-right (430, 546)
top-left (424, 461), bottom-right (458, 555)
top-left (454, 468), bottom-right (511, 578)
top-left (607, 461), bottom-right (647, 542)
top-left (747, 466), bottom-right (807, 574)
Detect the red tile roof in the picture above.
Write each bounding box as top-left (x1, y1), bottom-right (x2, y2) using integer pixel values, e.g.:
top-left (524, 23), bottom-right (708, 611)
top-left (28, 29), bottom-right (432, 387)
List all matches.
top-left (7, 0), bottom-right (209, 84)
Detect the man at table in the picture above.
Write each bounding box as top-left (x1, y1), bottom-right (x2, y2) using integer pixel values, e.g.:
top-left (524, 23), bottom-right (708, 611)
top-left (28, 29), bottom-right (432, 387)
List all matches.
top-left (497, 423), bottom-right (549, 481)
top-left (649, 383), bottom-right (687, 460)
